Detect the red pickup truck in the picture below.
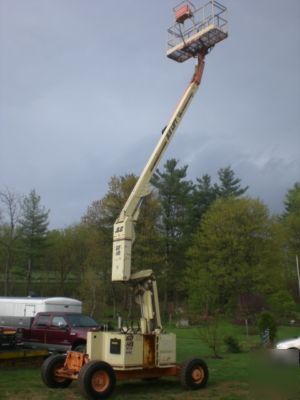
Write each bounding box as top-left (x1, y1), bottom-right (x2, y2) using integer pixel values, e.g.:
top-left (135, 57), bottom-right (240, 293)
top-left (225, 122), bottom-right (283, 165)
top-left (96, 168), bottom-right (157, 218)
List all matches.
top-left (21, 312), bottom-right (100, 352)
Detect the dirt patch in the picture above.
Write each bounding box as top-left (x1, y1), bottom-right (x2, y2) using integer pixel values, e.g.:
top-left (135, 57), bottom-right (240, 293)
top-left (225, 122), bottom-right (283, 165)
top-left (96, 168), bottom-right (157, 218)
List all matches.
top-left (217, 380), bottom-right (249, 396)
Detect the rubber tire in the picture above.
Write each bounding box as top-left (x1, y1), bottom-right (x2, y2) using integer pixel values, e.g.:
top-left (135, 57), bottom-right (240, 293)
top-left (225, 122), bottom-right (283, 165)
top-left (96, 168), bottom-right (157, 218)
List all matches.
top-left (288, 347), bottom-right (300, 364)
top-left (180, 358), bottom-right (209, 390)
top-left (41, 354), bottom-right (72, 388)
top-left (78, 361), bottom-right (116, 399)
top-left (74, 344), bottom-right (87, 353)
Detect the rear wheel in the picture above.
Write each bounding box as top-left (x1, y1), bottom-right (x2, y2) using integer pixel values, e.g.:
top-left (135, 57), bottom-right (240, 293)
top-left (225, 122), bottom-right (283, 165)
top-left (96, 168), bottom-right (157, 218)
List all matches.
top-left (78, 361), bottom-right (116, 399)
top-left (288, 347), bottom-right (300, 364)
top-left (74, 343), bottom-right (87, 353)
top-left (180, 358), bottom-right (208, 390)
top-left (41, 354), bottom-right (72, 388)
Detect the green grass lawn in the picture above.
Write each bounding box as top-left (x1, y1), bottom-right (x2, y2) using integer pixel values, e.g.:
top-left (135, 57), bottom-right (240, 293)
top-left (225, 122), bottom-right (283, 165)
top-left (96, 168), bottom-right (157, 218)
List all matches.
top-left (0, 323), bottom-right (299, 400)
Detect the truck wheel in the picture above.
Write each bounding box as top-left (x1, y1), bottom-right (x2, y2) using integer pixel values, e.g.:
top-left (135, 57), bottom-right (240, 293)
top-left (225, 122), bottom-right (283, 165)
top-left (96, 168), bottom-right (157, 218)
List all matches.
top-left (78, 361), bottom-right (116, 399)
top-left (41, 354), bottom-right (72, 389)
top-left (74, 344), bottom-right (87, 353)
top-left (180, 358), bottom-right (208, 390)
top-left (288, 348), bottom-right (300, 364)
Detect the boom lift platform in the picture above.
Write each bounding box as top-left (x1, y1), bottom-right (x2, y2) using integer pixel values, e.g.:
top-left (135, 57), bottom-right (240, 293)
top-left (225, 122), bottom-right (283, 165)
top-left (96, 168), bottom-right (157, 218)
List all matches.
top-left (41, 1), bottom-right (228, 399)
top-left (167, 0), bottom-right (228, 63)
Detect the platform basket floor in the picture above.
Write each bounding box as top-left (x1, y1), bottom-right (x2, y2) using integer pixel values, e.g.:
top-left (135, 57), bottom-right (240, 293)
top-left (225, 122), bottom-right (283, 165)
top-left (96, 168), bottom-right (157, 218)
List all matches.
top-left (167, 24), bottom-right (227, 62)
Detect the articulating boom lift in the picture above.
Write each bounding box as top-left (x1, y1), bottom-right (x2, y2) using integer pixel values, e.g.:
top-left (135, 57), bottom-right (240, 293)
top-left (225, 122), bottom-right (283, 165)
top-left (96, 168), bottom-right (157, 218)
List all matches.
top-left (41, 1), bottom-right (228, 399)
top-left (111, 50), bottom-right (206, 337)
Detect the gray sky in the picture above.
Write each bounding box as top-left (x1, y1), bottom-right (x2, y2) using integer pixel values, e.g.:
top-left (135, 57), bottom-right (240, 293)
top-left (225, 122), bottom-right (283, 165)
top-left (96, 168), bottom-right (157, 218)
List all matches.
top-left (0, 0), bottom-right (299, 228)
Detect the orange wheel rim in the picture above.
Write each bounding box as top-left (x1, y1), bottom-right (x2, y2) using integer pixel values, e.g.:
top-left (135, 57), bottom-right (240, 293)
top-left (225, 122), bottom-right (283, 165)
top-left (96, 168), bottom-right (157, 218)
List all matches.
top-left (91, 371), bottom-right (110, 392)
top-left (192, 366), bottom-right (204, 384)
top-left (54, 363), bottom-right (65, 383)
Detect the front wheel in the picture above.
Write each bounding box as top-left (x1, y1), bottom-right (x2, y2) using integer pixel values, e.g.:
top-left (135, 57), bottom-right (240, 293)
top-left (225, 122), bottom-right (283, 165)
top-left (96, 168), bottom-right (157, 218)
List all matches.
top-left (78, 361), bottom-right (116, 399)
top-left (180, 358), bottom-right (209, 390)
top-left (41, 354), bottom-right (72, 388)
top-left (74, 343), bottom-right (87, 353)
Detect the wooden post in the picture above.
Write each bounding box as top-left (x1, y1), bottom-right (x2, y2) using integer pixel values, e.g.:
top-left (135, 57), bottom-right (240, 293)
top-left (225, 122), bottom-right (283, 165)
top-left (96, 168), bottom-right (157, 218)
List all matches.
top-left (245, 319), bottom-right (249, 337)
top-left (296, 255), bottom-right (300, 298)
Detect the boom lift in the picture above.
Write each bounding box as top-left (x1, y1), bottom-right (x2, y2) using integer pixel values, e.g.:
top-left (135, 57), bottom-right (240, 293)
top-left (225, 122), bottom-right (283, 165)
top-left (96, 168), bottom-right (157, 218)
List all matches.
top-left (41, 1), bottom-right (228, 399)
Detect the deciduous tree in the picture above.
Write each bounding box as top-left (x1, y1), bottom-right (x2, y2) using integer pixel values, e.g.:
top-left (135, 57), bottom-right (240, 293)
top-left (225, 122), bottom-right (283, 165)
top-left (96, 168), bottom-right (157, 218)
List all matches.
top-left (83, 174), bottom-right (163, 313)
top-left (0, 188), bottom-right (21, 295)
top-left (281, 182), bottom-right (300, 297)
top-left (186, 197), bottom-right (283, 315)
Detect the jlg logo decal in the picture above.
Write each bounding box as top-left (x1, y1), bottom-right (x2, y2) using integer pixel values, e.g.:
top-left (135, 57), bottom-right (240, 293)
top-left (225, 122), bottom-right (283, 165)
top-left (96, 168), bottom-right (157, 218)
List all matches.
top-left (115, 245), bottom-right (121, 256)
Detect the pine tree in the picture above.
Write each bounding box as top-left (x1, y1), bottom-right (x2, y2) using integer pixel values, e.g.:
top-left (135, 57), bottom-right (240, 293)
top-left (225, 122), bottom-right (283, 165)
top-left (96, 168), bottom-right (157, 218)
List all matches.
top-left (284, 182), bottom-right (300, 215)
top-left (19, 189), bottom-right (49, 293)
top-left (192, 174), bottom-right (218, 230)
top-left (152, 159), bottom-right (193, 313)
top-left (217, 166), bottom-right (248, 198)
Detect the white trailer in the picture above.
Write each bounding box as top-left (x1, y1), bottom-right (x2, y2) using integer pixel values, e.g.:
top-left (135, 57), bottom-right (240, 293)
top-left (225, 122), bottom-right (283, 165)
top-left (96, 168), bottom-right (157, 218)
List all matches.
top-left (0, 297), bottom-right (82, 327)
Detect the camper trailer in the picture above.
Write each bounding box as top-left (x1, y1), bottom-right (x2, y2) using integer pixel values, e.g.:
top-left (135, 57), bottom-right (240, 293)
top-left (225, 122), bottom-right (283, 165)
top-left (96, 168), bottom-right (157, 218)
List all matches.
top-left (0, 297), bottom-right (82, 328)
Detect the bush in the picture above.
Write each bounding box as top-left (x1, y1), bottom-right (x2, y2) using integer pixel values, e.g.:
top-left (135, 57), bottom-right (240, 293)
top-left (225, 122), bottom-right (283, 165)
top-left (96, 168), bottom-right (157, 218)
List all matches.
top-left (197, 316), bottom-right (223, 358)
top-left (257, 311), bottom-right (277, 345)
top-left (267, 290), bottom-right (296, 319)
top-left (224, 335), bottom-right (241, 353)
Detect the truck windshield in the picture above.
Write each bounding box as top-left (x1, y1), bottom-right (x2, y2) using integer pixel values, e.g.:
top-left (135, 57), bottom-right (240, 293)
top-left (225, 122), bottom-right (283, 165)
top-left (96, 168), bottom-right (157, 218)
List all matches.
top-left (67, 314), bottom-right (98, 328)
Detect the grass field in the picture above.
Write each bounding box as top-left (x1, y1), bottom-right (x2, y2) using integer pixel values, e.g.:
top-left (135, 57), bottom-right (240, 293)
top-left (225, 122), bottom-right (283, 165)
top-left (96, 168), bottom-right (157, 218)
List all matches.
top-left (0, 322), bottom-right (299, 400)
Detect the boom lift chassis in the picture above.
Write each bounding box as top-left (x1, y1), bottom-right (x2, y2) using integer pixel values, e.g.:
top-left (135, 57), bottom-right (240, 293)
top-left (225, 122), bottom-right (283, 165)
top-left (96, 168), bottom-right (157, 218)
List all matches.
top-left (41, 1), bottom-right (228, 399)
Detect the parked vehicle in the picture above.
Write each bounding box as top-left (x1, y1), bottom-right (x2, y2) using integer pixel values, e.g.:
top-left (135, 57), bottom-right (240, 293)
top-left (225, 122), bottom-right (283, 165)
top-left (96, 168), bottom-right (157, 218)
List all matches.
top-left (274, 336), bottom-right (300, 364)
top-left (0, 326), bottom-right (22, 349)
top-left (21, 311), bottom-right (100, 352)
top-left (276, 336), bottom-right (300, 351)
top-left (0, 297), bottom-right (100, 352)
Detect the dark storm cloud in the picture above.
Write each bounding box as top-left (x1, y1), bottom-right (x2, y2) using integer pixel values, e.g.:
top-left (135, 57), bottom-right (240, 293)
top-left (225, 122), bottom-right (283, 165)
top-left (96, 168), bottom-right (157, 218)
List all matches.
top-left (0, 0), bottom-right (299, 227)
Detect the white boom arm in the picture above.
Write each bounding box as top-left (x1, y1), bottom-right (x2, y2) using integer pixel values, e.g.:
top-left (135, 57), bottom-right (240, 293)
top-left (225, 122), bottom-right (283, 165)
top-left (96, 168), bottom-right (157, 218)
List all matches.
top-left (112, 52), bottom-right (206, 282)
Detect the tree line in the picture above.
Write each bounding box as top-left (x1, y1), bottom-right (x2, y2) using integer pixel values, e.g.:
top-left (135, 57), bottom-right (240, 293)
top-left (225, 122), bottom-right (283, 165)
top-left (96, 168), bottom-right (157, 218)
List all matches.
top-left (0, 161), bottom-right (299, 322)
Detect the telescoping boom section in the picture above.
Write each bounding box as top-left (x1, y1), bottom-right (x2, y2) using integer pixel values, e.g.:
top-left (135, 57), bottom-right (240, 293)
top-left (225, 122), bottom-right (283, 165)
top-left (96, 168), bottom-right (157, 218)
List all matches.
top-left (112, 52), bottom-right (206, 283)
top-left (112, 0), bottom-right (227, 283)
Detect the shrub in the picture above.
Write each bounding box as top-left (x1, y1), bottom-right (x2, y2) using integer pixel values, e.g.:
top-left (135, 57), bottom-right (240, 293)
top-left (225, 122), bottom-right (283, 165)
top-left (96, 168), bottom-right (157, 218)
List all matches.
top-left (224, 335), bottom-right (241, 353)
